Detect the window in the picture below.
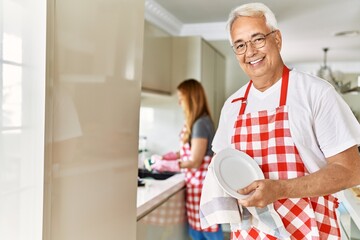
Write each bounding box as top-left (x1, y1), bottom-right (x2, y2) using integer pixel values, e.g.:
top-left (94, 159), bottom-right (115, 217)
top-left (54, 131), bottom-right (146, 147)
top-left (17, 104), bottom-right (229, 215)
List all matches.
top-left (0, 1), bottom-right (46, 239)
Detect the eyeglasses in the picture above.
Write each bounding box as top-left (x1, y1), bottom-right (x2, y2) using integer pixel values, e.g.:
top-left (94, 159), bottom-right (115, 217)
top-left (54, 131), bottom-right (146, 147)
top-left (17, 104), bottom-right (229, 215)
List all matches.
top-left (231, 30), bottom-right (277, 55)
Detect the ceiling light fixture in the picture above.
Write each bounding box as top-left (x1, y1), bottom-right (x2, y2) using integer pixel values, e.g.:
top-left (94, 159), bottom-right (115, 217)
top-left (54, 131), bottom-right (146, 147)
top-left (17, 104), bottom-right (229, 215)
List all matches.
top-left (334, 30), bottom-right (360, 37)
top-left (317, 48), bottom-right (360, 94)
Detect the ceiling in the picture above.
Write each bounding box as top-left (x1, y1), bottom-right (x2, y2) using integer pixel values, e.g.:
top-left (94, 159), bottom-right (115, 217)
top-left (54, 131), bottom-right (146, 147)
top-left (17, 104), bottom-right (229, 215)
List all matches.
top-left (145, 0), bottom-right (360, 63)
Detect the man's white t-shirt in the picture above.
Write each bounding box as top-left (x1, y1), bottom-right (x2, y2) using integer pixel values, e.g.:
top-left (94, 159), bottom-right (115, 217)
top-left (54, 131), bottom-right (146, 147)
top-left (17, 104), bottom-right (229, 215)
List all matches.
top-left (212, 68), bottom-right (360, 173)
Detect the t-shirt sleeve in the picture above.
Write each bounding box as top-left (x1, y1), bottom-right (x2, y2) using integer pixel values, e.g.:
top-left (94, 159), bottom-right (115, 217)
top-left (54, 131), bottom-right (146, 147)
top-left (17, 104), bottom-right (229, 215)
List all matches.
top-left (314, 87), bottom-right (360, 157)
top-left (192, 117), bottom-right (210, 139)
top-left (192, 116), bottom-right (215, 156)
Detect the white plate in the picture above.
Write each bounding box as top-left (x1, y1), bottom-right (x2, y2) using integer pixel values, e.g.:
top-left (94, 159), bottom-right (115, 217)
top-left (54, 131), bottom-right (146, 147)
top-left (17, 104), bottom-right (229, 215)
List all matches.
top-left (213, 148), bottom-right (264, 199)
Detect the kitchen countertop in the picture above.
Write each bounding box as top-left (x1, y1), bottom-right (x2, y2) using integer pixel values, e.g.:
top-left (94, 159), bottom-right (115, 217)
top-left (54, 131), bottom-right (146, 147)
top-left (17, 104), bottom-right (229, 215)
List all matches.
top-left (341, 188), bottom-right (360, 229)
top-left (136, 173), bottom-right (360, 229)
top-left (137, 173), bottom-right (185, 220)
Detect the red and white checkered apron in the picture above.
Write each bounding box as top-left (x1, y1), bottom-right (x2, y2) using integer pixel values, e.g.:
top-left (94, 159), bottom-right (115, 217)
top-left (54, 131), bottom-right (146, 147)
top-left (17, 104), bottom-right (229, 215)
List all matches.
top-left (180, 127), bottom-right (219, 232)
top-left (230, 66), bottom-right (340, 240)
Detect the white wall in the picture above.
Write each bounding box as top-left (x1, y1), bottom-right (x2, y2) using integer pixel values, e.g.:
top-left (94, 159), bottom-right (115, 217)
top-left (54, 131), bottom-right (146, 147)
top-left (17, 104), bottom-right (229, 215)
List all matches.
top-left (225, 55), bottom-right (248, 98)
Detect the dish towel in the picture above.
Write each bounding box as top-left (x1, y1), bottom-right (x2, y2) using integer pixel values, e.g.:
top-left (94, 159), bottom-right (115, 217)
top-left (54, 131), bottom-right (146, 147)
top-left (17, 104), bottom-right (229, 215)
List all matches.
top-left (200, 162), bottom-right (290, 239)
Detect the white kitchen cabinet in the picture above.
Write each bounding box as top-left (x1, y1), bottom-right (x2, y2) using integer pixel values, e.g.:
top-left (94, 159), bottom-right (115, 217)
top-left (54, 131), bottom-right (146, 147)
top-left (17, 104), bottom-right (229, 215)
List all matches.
top-left (142, 21), bottom-right (172, 94)
top-left (44, 0), bottom-right (144, 239)
top-left (141, 22), bottom-right (225, 124)
top-left (171, 37), bottom-right (202, 90)
top-left (214, 47), bottom-right (226, 128)
top-left (172, 36), bottom-right (226, 126)
top-left (201, 41), bottom-right (216, 123)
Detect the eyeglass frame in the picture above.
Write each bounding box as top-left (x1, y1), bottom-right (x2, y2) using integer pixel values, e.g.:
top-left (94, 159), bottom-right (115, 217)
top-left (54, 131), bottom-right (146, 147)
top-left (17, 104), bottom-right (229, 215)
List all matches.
top-left (231, 30), bottom-right (277, 55)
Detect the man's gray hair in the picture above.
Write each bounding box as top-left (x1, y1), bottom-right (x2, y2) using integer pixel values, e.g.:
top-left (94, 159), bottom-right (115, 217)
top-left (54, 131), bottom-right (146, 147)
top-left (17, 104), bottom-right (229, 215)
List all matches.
top-left (226, 2), bottom-right (278, 44)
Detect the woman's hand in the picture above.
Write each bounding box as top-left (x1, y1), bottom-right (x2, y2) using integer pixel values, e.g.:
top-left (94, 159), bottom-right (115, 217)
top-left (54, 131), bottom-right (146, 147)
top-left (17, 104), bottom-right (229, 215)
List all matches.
top-left (151, 158), bottom-right (180, 172)
top-left (162, 151), bottom-right (179, 160)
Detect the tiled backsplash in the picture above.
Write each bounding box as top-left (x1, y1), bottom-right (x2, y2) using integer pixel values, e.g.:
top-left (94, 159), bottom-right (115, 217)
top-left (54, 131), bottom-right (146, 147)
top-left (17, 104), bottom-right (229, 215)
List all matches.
top-left (139, 93), bottom-right (184, 156)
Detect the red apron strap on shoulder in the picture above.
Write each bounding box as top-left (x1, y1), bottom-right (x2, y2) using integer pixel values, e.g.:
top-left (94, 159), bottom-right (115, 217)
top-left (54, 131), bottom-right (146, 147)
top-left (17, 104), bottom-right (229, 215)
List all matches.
top-left (231, 81), bottom-right (252, 115)
top-left (279, 66), bottom-right (290, 106)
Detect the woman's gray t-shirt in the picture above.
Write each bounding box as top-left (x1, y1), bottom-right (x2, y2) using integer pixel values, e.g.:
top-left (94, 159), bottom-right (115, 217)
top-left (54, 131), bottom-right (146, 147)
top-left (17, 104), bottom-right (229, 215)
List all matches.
top-left (191, 115), bottom-right (215, 156)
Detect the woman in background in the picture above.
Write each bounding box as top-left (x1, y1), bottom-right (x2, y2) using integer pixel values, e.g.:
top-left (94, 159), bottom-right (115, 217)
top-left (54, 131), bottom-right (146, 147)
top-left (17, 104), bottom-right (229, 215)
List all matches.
top-left (152, 79), bottom-right (223, 240)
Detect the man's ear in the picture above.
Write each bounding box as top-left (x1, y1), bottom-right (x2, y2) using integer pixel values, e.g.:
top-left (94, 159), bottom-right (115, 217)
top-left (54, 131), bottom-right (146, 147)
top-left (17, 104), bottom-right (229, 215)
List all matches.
top-left (274, 30), bottom-right (282, 51)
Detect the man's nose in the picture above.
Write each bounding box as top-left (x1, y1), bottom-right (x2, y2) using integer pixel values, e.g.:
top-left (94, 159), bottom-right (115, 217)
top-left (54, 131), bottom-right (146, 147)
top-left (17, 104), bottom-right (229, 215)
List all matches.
top-left (245, 41), bottom-right (257, 56)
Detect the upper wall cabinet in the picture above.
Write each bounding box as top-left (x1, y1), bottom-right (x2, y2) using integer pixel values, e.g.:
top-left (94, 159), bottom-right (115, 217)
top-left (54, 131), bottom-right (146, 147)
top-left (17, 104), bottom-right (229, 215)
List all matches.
top-left (171, 37), bottom-right (202, 91)
top-left (141, 21), bottom-right (172, 94)
top-left (214, 52), bottom-right (226, 128)
top-left (141, 22), bottom-right (225, 125)
top-left (172, 36), bottom-right (225, 126)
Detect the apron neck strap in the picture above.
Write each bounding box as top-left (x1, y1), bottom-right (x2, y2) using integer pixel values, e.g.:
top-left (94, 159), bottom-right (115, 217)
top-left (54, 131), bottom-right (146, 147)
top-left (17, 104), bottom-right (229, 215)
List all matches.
top-left (239, 81), bottom-right (252, 115)
top-left (279, 66), bottom-right (290, 106)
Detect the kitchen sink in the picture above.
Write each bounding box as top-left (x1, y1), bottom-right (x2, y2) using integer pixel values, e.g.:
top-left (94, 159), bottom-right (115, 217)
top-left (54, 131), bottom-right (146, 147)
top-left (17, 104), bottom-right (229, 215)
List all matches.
top-left (138, 168), bottom-right (178, 180)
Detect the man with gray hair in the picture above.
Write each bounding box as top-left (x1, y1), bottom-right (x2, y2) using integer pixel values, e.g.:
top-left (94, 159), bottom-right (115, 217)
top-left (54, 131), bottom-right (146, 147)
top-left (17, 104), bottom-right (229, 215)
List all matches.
top-left (205, 2), bottom-right (360, 239)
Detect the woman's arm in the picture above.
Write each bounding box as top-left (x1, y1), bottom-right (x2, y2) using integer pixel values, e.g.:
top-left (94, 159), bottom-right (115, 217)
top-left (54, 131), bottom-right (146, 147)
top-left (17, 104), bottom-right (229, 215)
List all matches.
top-left (179, 138), bottom-right (208, 169)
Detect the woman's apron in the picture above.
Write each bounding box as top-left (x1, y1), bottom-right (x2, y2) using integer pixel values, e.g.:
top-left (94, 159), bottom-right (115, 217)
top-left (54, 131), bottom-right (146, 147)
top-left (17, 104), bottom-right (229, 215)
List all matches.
top-left (180, 128), bottom-right (219, 232)
top-left (230, 66), bottom-right (340, 240)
